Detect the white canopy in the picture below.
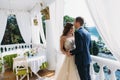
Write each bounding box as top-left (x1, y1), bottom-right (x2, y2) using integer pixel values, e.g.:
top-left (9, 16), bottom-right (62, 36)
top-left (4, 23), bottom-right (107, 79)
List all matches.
top-left (0, 0), bottom-right (55, 11)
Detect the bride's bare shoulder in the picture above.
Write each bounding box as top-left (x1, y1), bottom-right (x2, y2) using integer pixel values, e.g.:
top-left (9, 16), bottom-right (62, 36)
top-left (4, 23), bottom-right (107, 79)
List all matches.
top-left (60, 36), bottom-right (67, 41)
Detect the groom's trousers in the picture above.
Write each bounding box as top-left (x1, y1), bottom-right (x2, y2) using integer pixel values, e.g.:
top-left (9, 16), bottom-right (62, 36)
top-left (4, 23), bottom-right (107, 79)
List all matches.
top-left (76, 64), bottom-right (91, 80)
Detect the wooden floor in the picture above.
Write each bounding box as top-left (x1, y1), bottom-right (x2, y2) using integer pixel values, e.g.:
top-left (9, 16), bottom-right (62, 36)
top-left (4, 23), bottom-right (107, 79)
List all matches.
top-left (0, 69), bottom-right (55, 80)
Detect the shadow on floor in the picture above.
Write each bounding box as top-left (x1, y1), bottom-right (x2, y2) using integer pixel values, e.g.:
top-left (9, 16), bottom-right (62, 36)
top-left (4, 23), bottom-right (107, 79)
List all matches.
top-left (0, 69), bottom-right (55, 80)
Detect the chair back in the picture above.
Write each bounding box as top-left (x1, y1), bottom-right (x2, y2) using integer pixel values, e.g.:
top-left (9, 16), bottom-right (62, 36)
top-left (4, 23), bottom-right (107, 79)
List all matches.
top-left (13, 57), bottom-right (29, 80)
top-left (13, 57), bottom-right (28, 70)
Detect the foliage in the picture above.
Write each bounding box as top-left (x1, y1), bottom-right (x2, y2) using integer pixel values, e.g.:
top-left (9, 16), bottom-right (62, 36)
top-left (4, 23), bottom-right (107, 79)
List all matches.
top-left (3, 54), bottom-right (17, 69)
top-left (64, 15), bottom-right (74, 26)
top-left (42, 16), bottom-right (46, 38)
top-left (91, 40), bottom-right (99, 56)
top-left (1, 15), bottom-right (25, 45)
top-left (40, 62), bottom-right (48, 70)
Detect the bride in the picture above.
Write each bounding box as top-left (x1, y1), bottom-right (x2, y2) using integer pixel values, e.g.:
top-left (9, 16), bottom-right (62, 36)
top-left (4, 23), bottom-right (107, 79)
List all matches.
top-left (55, 23), bottom-right (80, 80)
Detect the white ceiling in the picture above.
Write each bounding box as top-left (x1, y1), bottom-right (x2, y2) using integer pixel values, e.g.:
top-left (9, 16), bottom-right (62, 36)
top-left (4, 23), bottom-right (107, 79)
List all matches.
top-left (0, 0), bottom-right (47, 11)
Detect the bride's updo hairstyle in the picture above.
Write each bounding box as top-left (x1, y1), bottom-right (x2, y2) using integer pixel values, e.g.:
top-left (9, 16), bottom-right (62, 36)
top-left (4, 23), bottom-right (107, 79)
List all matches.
top-left (62, 23), bottom-right (73, 36)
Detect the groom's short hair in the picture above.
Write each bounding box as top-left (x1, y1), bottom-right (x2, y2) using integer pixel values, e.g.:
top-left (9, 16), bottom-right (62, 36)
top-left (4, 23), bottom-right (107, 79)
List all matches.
top-left (75, 17), bottom-right (84, 26)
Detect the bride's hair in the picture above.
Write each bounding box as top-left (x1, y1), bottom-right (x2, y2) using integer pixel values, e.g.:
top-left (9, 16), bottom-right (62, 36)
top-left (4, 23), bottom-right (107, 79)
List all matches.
top-left (62, 23), bottom-right (73, 36)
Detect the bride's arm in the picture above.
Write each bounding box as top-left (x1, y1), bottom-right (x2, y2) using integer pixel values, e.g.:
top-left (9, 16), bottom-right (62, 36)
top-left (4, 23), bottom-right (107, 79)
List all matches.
top-left (60, 36), bottom-right (67, 54)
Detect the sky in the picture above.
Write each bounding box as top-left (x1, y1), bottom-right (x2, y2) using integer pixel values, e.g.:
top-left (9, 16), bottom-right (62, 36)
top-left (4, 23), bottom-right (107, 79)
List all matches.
top-left (64, 0), bottom-right (95, 26)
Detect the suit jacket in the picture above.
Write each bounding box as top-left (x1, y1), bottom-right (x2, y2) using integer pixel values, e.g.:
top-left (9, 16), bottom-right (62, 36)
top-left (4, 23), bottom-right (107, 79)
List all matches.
top-left (70, 27), bottom-right (92, 66)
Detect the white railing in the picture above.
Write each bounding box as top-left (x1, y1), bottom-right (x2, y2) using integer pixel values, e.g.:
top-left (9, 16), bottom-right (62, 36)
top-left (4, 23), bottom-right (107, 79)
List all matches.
top-left (0, 43), bottom-right (46, 53)
top-left (91, 55), bottom-right (120, 80)
top-left (0, 43), bottom-right (33, 53)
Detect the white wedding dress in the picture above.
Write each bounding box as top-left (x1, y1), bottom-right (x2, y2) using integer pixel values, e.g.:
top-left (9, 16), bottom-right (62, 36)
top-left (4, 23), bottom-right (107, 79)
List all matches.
top-left (55, 37), bottom-right (80, 80)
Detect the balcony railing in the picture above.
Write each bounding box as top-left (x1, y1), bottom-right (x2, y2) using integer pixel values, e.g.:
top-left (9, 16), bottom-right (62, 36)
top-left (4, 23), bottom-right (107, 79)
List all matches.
top-left (0, 43), bottom-right (32, 53)
top-left (91, 55), bottom-right (120, 80)
top-left (0, 43), bottom-right (46, 53)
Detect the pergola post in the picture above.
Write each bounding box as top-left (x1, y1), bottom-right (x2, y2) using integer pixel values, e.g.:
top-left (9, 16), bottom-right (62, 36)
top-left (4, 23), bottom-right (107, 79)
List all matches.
top-left (46, 20), bottom-right (56, 70)
top-left (43, 0), bottom-right (64, 70)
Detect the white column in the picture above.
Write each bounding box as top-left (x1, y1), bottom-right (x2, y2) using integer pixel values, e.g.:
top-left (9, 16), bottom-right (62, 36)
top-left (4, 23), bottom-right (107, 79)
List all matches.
top-left (46, 20), bottom-right (56, 70)
top-left (55, 0), bottom-right (64, 36)
top-left (54, 0), bottom-right (64, 72)
top-left (46, 0), bottom-right (64, 70)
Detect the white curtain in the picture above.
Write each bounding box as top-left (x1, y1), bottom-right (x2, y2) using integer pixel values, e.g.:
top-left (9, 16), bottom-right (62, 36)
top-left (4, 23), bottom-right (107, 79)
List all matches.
top-left (0, 11), bottom-right (8, 44)
top-left (16, 12), bottom-right (32, 43)
top-left (85, 0), bottom-right (120, 61)
top-left (37, 13), bottom-right (46, 45)
top-left (30, 4), bottom-right (46, 44)
top-left (30, 15), bottom-right (41, 44)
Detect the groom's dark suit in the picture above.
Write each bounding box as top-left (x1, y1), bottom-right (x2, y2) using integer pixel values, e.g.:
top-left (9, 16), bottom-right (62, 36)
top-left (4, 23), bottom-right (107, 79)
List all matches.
top-left (70, 27), bottom-right (92, 80)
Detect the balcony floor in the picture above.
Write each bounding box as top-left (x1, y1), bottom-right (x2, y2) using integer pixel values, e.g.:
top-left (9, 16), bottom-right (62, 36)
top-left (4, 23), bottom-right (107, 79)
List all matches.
top-left (0, 69), bottom-right (55, 80)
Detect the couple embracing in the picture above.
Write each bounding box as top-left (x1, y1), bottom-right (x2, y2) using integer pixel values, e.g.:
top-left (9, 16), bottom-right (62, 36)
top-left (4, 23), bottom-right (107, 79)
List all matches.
top-left (56, 17), bottom-right (92, 80)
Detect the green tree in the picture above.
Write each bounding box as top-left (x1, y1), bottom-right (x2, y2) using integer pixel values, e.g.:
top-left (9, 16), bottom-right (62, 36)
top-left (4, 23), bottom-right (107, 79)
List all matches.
top-left (91, 40), bottom-right (99, 56)
top-left (64, 15), bottom-right (74, 26)
top-left (1, 15), bottom-right (25, 45)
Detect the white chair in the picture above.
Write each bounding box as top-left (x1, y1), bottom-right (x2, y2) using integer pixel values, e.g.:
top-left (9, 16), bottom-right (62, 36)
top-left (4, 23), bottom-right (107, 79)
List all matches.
top-left (13, 57), bottom-right (29, 80)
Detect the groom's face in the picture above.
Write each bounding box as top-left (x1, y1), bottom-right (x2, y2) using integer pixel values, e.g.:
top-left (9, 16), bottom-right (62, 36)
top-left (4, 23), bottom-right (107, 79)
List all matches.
top-left (74, 21), bottom-right (79, 29)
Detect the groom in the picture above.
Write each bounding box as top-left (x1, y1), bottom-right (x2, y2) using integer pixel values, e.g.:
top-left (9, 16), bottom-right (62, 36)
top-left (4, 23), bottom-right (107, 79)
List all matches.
top-left (69, 17), bottom-right (92, 80)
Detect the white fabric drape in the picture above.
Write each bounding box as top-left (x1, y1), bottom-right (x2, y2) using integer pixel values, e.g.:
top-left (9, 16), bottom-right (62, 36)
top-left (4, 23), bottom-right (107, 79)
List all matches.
top-left (0, 11), bottom-right (8, 44)
top-left (16, 12), bottom-right (32, 43)
top-left (30, 4), bottom-right (46, 45)
top-left (85, 0), bottom-right (120, 61)
top-left (30, 15), bottom-right (41, 44)
top-left (37, 13), bottom-right (46, 45)
top-left (30, 5), bottom-right (41, 44)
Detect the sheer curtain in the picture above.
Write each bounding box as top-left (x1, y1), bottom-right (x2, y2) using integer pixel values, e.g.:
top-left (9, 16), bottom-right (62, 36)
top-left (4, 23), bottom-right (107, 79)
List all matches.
top-left (16, 12), bottom-right (32, 43)
top-left (30, 15), bottom-right (40, 44)
top-left (29, 4), bottom-right (46, 44)
top-left (85, 0), bottom-right (120, 61)
top-left (0, 11), bottom-right (8, 44)
top-left (37, 13), bottom-right (46, 45)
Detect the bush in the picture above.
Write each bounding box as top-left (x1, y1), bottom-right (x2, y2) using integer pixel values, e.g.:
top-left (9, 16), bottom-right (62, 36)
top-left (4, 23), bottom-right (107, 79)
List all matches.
top-left (91, 40), bottom-right (99, 56)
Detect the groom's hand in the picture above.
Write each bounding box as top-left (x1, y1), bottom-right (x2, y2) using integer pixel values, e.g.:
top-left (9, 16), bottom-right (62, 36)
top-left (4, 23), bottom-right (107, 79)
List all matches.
top-left (66, 51), bottom-right (72, 56)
